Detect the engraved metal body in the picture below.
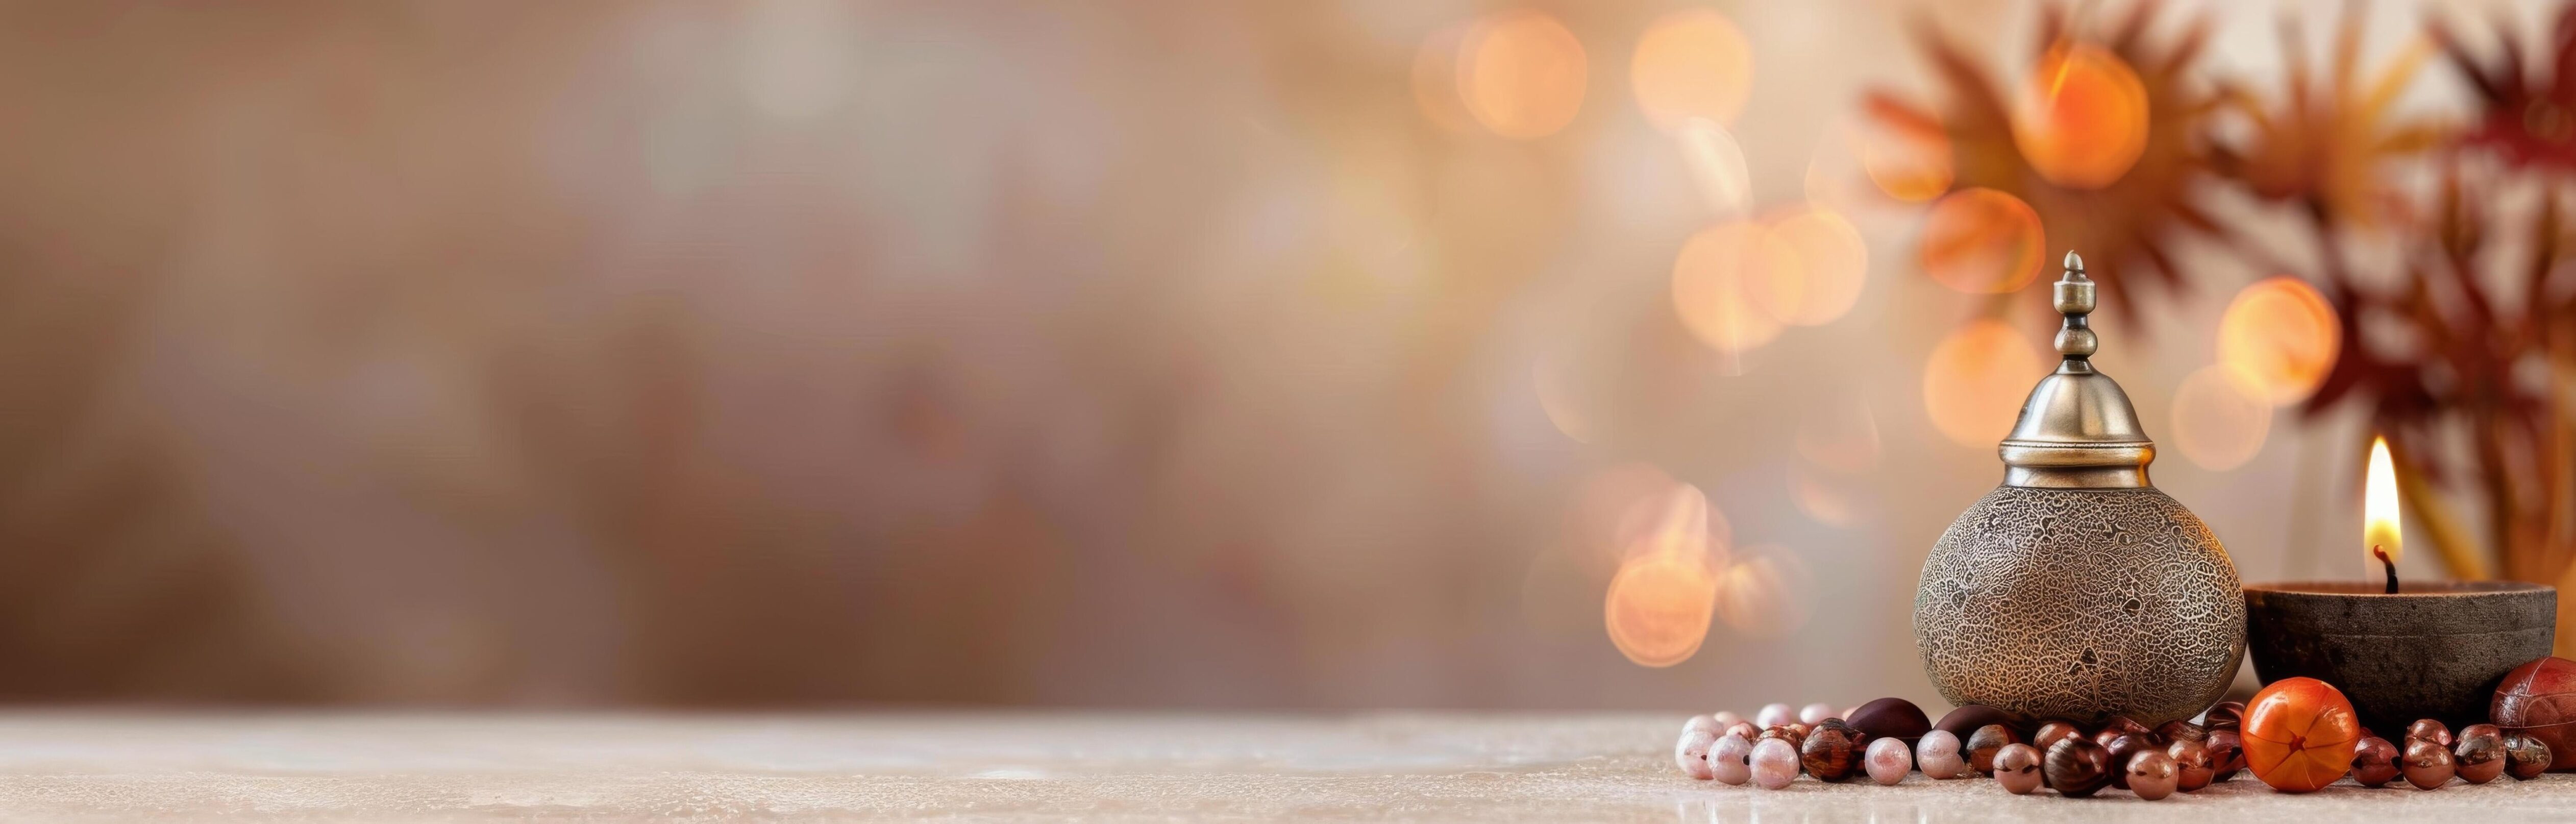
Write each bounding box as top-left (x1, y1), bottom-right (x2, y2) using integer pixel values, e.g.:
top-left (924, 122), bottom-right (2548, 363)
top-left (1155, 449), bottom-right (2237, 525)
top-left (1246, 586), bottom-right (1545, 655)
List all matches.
top-left (1914, 253), bottom-right (2247, 725)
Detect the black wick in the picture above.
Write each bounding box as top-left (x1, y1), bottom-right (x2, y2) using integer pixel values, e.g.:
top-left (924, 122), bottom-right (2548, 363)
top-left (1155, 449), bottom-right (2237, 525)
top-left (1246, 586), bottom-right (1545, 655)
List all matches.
top-left (2373, 545), bottom-right (2398, 595)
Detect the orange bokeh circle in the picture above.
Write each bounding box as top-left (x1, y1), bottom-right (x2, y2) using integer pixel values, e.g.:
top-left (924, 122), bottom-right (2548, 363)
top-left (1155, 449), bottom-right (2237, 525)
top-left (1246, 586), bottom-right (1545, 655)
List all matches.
top-left (1630, 9), bottom-right (1752, 131)
top-left (1857, 119), bottom-right (1953, 202)
top-left (1604, 550), bottom-right (1717, 667)
top-left (1713, 547), bottom-right (1811, 638)
top-left (2013, 42), bottom-right (2150, 189)
top-left (2169, 364), bottom-right (2273, 471)
top-left (1672, 222), bottom-right (1796, 353)
top-left (2218, 277), bottom-right (2342, 406)
top-left (1767, 208), bottom-right (1868, 326)
top-left (1923, 319), bottom-right (2046, 447)
top-left (1459, 10), bottom-right (1588, 139)
top-left (1919, 188), bottom-right (2045, 294)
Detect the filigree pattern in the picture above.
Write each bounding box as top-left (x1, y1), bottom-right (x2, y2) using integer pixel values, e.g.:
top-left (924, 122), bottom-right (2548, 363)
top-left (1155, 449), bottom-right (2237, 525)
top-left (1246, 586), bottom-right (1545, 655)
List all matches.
top-left (1915, 486), bottom-right (2245, 725)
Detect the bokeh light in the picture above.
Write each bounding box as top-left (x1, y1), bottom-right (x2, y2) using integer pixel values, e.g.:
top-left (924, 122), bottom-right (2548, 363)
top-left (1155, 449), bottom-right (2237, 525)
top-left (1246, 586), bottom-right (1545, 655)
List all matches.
top-left (1713, 546), bottom-right (1811, 638)
top-left (1616, 481), bottom-right (1730, 565)
top-left (1630, 9), bottom-right (1752, 131)
top-left (1919, 187), bottom-right (2045, 294)
top-left (2012, 42), bottom-right (2150, 189)
top-left (1604, 549), bottom-right (1718, 667)
top-left (1459, 10), bottom-right (1588, 140)
top-left (1856, 114), bottom-right (1953, 202)
top-left (1671, 222), bottom-right (1794, 353)
top-left (1604, 481), bottom-right (1721, 667)
top-left (1615, 481), bottom-right (1714, 561)
top-left (1676, 118), bottom-right (1753, 219)
top-left (1766, 207), bottom-right (1867, 325)
top-left (1924, 319), bottom-right (2046, 447)
top-left (1411, 23), bottom-right (1478, 134)
top-left (2217, 276), bottom-right (2343, 405)
top-left (2170, 364), bottom-right (2273, 471)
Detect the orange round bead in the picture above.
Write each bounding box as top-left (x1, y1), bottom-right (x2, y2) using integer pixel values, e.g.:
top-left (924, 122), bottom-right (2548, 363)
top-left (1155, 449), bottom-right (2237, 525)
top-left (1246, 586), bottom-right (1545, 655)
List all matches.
top-left (2243, 677), bottom-right (2362, 793)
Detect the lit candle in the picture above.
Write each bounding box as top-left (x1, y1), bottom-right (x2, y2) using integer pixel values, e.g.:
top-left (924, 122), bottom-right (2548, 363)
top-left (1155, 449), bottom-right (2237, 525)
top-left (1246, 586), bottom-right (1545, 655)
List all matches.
top-left (2365, 435), bottom-right (2401, 594)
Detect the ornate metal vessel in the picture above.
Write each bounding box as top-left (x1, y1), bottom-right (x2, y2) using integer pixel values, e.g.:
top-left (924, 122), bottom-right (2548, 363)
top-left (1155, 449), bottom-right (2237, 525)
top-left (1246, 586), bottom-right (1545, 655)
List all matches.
top-left (1913, 252), bottom-right (2246, 726)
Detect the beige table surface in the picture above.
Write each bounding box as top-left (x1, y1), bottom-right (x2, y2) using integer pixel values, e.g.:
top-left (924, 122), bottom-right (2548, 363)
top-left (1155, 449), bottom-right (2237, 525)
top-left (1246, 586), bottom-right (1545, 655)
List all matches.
top-left (0, 712), bottom-right (2568, 821)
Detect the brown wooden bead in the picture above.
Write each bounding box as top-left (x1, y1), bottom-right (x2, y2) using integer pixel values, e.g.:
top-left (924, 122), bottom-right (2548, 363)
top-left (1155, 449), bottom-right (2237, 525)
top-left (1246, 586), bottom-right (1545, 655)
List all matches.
top-left (2494, 656), bottom-right (2576, 770)
top-left (2044, 737), bottom-right (2112, 797)
top-left (2167, 739), bottom-right (2214, 792)
top-left (1760, 725), bottom-right (1804, 749)
top-left (2406, 719), bottom-right (2453, 747)
top-left (2403, 738), bottom-right (2456, 790)
top-left (2202, 729), bottom-right (2245, 781)
top-left (2202, 701), bottom-right (2245, 732)
top-left (1934, 705), bottom-right (2024, 741)
top-left (2033, 720), bottom-right (2083, 754)
top-left (2507, 732), bottom-right (2553, 780)
top-left (1845, 697), bottom-right (1931, 746)
top-left (2455, 728), bottom-right (2506, 784)
top-left (2156, 719), bottom-right (2205, 746)
top-left (2102, 716), bottom-right (2153, 740)
top-left (2101, 734), bottom-right (2152, 789)
top-left (1965, 724), bottom-right (2019, 775)
top-left (1800, 723), bottom-right (1860, 782)
top-left (2351, 737), bottom-right (2400, 787)
top-left (1846, 729), bottom-right (1872, 750)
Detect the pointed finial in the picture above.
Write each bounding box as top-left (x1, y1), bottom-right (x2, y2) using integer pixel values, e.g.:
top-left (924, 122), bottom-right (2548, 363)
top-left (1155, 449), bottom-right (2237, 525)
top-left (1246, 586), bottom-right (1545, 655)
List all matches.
top-left (1998, 247), bottom-right (2155, 487)
top-left (2053, 251), bottom-right (2097, 365)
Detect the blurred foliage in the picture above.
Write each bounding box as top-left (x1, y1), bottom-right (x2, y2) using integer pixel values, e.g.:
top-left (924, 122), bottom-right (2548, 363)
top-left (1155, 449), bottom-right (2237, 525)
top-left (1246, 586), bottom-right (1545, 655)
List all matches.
top-left (1865, 1), bottom-right (2221, 322)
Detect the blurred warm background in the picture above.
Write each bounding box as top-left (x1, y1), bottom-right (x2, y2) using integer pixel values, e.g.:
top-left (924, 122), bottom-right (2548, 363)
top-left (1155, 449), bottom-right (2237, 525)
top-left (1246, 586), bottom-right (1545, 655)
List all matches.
top-left (0, 0), bottom-right (2562, 709)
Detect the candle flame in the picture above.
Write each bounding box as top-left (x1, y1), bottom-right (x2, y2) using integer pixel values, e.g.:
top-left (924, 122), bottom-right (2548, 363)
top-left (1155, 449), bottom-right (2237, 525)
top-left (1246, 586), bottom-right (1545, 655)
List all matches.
top-left (2365, 436), bottom-right (2401, 567)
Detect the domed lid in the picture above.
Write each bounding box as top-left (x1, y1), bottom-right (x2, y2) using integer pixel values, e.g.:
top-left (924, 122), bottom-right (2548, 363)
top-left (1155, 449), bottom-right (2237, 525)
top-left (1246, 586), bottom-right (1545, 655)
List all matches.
top-left (1999, 252), bottom-right (2157, 489)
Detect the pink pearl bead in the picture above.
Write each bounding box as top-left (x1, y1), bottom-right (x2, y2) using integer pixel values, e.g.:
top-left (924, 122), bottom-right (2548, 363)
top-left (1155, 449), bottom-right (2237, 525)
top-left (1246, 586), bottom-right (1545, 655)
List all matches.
top-left (1712, 710), bottom-right (1743, 729)
top-left (1682, 715), bottom-right (1718, 737)
top-left (1675, 729), bottom-right (1717, 780)
top-left (1751, 737), bottom-right (1801, 789)
top-left (2127, 750), bottom-right (2178, 800)
top-left (1799, 702), bottom-right (1837, 724)
top-left (1993, 743), bottom-right (2043, 794)
top-left (1865, 737), bottom-right (1911, 785)
top-left (1917, 730), bottom-right (1967, 779)
top-left (1756, 703), bottom-right (1796, 728)
top-left (1711, 733), bottom-right (1754, 785)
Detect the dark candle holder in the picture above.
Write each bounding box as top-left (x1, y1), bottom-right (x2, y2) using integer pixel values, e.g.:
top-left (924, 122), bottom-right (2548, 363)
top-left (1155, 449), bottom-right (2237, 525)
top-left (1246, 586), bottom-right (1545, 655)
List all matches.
top-left (2245, 581), bottom-right (2556, 736)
